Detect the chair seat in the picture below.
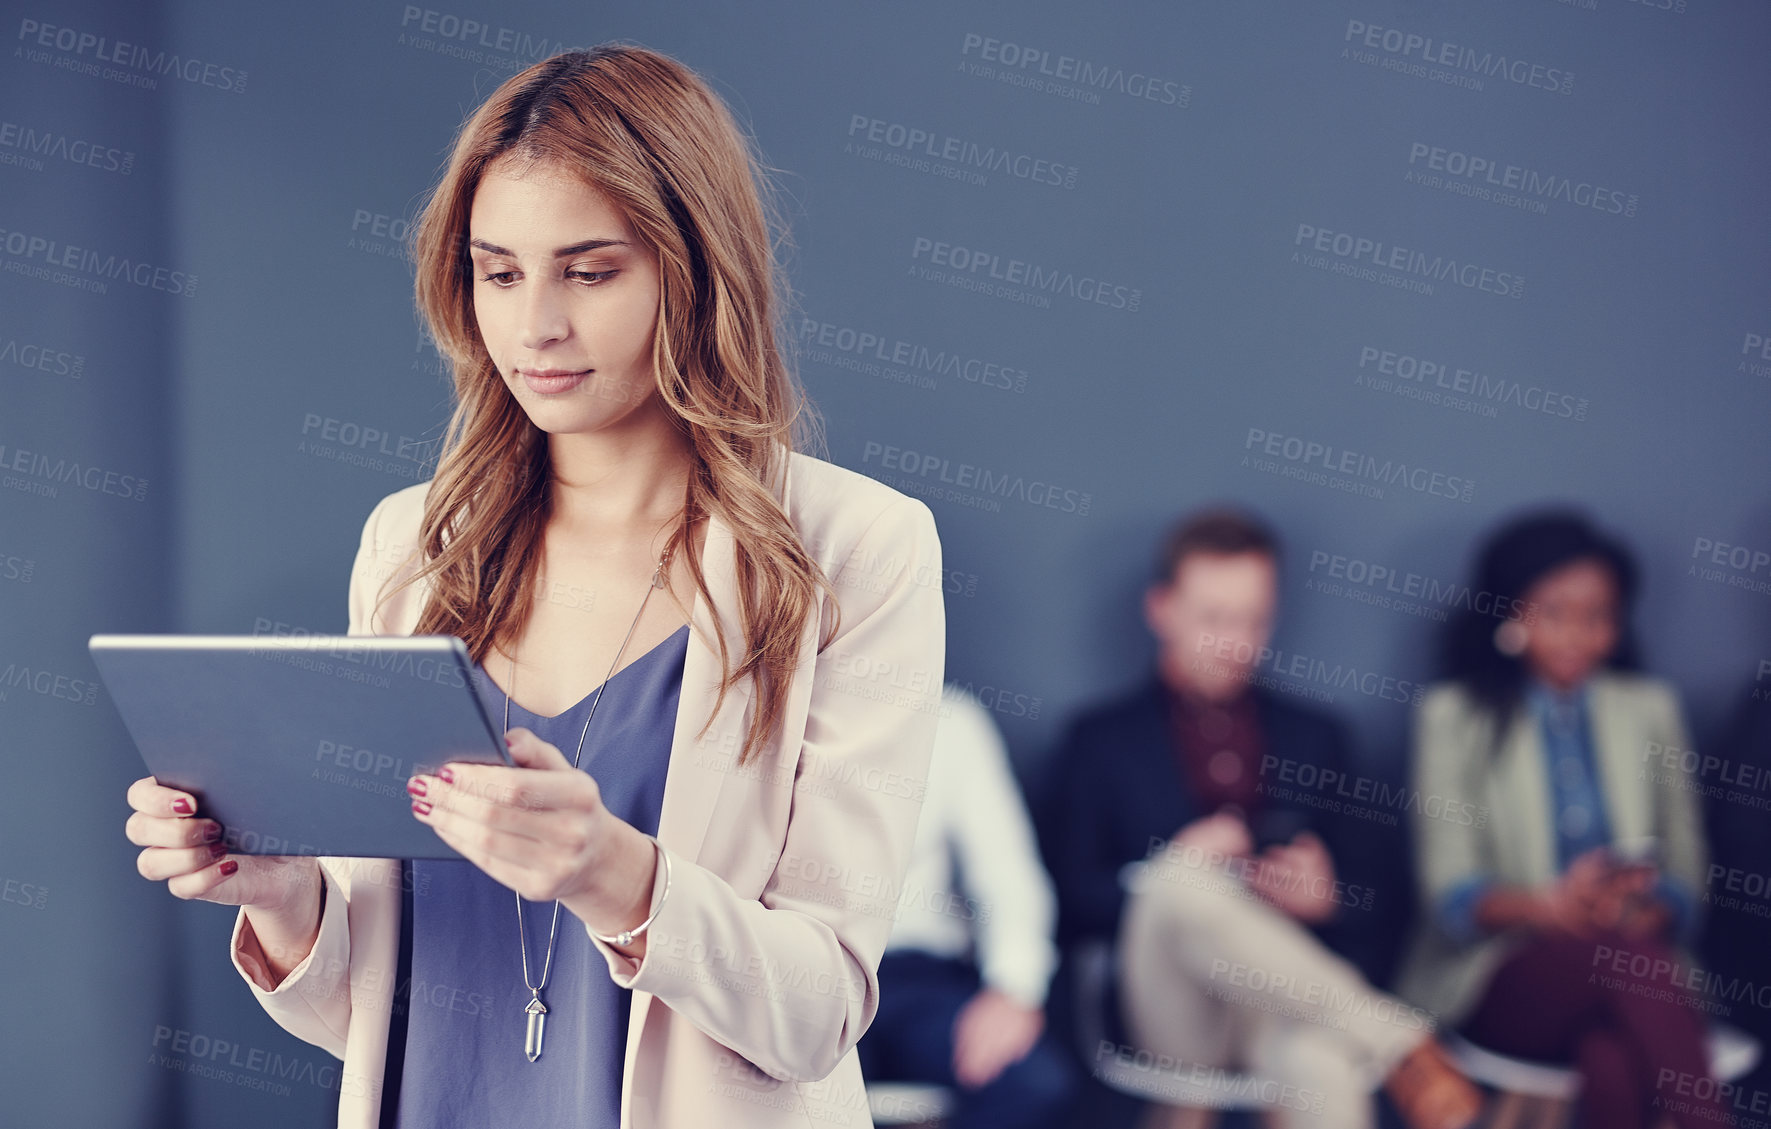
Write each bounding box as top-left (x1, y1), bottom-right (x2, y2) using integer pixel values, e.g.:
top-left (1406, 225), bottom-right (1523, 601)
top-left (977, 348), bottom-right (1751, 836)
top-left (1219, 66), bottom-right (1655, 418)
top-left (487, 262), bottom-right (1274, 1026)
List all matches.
top-left (1447, 1022), bottom-right (1763, 1101)
top-left (1707, 1023), bottom-right (1762, 1083)
top-left (1093, 1043), bottom-right (1273, 1110)
top-left (868, 1081), bottom-right (956, 1125)
top-left (1444, 1034), bottom-right (1581, 1100)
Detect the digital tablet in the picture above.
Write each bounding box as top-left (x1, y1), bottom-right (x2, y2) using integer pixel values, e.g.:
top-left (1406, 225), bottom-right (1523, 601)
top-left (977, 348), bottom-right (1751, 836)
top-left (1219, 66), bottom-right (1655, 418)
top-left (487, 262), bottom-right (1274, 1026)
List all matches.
top-left (89, 633), bottom-right (513, 859)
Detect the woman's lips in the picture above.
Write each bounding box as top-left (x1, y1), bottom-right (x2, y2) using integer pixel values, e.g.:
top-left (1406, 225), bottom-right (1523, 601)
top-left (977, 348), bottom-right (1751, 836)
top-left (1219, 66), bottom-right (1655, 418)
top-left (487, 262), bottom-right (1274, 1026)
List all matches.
top-left (521, 369), bottom-right (589, 394)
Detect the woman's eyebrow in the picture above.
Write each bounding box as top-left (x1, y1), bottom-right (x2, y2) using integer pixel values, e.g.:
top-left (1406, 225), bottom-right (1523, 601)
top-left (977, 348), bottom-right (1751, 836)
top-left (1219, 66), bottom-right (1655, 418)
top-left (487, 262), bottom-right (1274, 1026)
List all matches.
top-left (467, 237), bottom-right (629, 257)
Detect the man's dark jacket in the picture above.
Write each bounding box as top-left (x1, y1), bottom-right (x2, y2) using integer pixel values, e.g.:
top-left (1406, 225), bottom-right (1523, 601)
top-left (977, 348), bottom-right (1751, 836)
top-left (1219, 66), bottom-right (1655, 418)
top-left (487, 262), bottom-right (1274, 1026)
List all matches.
top-left (1040, 673), bottom-right (1397, 975)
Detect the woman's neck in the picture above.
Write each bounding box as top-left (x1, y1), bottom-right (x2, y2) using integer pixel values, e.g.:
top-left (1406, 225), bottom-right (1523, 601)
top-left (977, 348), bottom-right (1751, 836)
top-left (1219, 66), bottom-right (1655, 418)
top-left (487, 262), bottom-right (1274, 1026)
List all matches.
top-left (544, 404), bottom-right (692, 539)
top-left (1527, 668), bottom-right (1591, 701)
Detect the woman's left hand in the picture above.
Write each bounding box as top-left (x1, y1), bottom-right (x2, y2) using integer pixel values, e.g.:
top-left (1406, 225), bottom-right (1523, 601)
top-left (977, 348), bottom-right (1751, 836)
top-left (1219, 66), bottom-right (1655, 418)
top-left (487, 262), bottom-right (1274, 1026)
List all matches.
top-left (406, 727), bottom-right (657, 944)
top-left (1603, 863), bottom-right (1669, 939)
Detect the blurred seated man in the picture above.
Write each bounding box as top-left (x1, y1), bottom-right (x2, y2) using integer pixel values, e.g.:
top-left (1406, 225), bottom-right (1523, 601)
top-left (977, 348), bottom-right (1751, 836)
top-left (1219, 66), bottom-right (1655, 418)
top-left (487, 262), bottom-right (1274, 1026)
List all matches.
top-left (858, 683), bottom-right (1078, 1129)
top-left (1044, 508), bottom-right (1479, 1129)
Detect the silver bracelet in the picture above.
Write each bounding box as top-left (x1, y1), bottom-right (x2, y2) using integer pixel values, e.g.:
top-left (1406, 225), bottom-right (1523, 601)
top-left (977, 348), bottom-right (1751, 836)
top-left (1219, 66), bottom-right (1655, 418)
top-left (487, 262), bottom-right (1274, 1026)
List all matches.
top-left (590, 835), bottom-right (671, 948)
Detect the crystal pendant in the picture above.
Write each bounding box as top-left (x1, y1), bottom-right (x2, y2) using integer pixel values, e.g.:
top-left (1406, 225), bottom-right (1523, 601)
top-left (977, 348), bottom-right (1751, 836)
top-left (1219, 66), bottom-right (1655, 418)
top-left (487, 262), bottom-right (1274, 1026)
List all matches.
top-left (524, 993), bottom-right (548, 1062)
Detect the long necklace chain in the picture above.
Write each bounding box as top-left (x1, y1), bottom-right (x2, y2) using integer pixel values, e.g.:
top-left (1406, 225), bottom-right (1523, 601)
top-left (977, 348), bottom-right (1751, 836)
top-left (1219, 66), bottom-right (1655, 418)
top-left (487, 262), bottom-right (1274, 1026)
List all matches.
top-left (505, 547), bottom-right (670, 1062)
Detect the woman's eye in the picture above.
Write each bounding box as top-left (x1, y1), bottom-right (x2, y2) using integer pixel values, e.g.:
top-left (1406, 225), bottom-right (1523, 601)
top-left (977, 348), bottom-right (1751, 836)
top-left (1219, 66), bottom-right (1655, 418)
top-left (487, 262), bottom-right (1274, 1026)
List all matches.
top-left (475, 269), bottom-right (615, 286)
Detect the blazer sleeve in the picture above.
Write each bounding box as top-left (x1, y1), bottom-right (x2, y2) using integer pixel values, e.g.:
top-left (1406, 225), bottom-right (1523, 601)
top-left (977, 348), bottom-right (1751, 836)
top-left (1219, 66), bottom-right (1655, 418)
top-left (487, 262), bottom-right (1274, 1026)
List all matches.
top-left (1409, 685), bottom-right (1495, 939)
top-left (589, 495), bottom-right (946, 1083)
top-left (226, 491), bottom-right (396, 1055)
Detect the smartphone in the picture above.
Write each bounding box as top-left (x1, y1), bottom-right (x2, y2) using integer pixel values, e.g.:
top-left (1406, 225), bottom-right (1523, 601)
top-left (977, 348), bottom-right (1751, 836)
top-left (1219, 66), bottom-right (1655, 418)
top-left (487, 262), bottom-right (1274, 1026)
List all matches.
top-left (1605, 836), bottom-right (1662, 870)
top-left (1251, 808), bottom-right (1312, 853)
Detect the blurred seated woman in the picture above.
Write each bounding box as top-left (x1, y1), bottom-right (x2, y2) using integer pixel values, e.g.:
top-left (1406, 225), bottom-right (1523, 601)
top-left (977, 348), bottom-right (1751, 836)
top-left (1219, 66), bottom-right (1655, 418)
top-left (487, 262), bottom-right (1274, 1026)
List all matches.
top-left (1395, 508), bottom-right (1727, 1129)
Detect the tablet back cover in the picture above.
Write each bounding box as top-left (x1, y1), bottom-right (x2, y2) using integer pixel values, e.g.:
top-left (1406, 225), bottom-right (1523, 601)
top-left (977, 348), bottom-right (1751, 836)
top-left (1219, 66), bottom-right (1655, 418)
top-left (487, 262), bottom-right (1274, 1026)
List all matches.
top-left (90, 634), bottom-right (509, 858)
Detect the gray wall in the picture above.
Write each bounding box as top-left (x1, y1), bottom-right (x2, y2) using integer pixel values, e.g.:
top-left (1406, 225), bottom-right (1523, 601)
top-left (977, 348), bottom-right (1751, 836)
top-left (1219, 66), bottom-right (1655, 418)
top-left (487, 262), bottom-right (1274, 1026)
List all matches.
top-left (4, 1), bottom-right (1768, 1124)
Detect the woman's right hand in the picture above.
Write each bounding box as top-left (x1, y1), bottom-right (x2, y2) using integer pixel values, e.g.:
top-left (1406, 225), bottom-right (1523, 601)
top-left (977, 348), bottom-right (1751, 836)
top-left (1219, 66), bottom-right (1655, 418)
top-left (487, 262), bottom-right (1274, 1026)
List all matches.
top-left (1534, 847), bottom-right (1614, 935)
top-left (126, 775), bottom-right (326, 989)
top-left (125, 774), bottom-right (318, 912)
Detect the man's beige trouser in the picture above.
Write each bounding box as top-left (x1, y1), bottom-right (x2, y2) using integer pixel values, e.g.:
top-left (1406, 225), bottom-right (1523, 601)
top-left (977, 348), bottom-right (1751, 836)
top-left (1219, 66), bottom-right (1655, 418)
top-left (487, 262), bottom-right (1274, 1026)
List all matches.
top-left (1115, 857), bottom-right (1430, 1129)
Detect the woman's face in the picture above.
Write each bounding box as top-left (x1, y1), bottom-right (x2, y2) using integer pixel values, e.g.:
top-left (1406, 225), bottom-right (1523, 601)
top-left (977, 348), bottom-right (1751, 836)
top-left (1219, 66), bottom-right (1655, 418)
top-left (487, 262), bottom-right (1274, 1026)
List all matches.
top-left (1517, 557), bottom-right (1620, 691)
top-left (466, 156), bottom-right (663, 435)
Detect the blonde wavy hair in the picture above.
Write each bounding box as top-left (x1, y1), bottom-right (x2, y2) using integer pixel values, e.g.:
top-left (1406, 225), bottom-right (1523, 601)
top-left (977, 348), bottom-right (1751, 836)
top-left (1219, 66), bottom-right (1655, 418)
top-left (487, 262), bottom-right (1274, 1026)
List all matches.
top-left (389, 44), bottom-right (836, 766)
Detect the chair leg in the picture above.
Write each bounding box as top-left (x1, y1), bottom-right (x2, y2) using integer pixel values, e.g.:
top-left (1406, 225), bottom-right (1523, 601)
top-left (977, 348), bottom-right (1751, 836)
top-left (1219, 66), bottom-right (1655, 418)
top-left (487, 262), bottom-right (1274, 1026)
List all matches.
top-left (1481, 1092), bottom-right (1571, 1129)
top-left (1527, 1096), bottom-right (1573, 1129)
top-left (1530, 1098), bottom-right (1572, 1129)
top-left (1136, 1104), bottom-right (1218, 1129)
top-left (1483, 1090), bottom-right (1527, 1129)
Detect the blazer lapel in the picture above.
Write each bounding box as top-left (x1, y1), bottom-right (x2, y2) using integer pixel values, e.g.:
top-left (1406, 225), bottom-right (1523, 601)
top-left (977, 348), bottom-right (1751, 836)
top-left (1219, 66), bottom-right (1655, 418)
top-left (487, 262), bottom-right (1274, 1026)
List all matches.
top-left (655, 507), bottom-right (750, 867)
top-left (1587, 675), bottom-right (1649, 843)
top-left (1496, 705), bottom-right (1557, 883)
top-left (619, 506), bottom-right (757, 1125)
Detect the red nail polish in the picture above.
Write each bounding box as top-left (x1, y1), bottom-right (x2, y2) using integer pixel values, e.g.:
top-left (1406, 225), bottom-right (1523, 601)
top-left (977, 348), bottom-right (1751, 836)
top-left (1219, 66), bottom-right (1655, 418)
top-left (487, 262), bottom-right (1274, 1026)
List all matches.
top-left (407, 778), bottom-right (427, 797)
top-left (412, 799), bottom-right (432, 815)
top-left (172, 798), bottom-right (193, 815)
top-left (219, 860), bottom-right (238, 877)
top-left (438, 767), bottom-right (454, 784)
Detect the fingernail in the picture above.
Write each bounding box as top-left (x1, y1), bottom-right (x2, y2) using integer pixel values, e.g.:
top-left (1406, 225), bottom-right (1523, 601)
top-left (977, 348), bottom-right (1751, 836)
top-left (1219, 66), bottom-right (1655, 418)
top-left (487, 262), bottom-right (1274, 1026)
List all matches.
top-left (209, 841), bottom-right (228, 859)
top-left (407, 778), bottom-right (427, 797)
top-left (172, 798), bottom-right (193, 815)
top-left (204, 822), bottom-right (223, 842)
top-left (438, 767), bottom-right (454, 784)
top-left (219, 860), bottom-right (238, 877)
top-left (506, 733), bottom-right (517, 749)
top-left (412, 799), bottom-right (432, 815)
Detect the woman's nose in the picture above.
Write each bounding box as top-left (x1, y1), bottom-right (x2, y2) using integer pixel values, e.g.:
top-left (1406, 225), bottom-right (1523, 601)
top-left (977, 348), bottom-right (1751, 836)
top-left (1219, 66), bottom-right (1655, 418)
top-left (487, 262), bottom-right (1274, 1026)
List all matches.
top-left (519, 278), bottom-right (571, 349)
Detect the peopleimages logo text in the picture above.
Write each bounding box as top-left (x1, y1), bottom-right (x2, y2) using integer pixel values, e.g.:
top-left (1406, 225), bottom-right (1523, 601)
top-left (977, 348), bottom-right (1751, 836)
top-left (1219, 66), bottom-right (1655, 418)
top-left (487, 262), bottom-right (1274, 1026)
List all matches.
top-left (1357, 346), bottom-right (1587, 421)
top-left (16, 18), bottom-right (248, 93)
top-left (1407, 143), bottom-right (1637, 217)
top-left (0, 122), bottom-right (133, 174)
top-left (398, 5), bottom-right (578, 58)
top-left (1245, 428), bottom-right (1474, 503)
top-left (911, 237), bottom-right (1140, 311)
top-left (861, 441), bottom-right (1092, 516)
top-left (0, 442), bottom-right (149, 500)
top-left (847, 116), bottom-right (1077, 189)
top-left (1294, 224), bottom-right (1523, 299)
top-left (959, 33), bottom-right (1189, 108)
top-left (1345, 20), bottom-right (1573, 94)
top-left (0, 227), bottom-right (196, 296)
top-left (799, 317), bottom-right (1029, 393)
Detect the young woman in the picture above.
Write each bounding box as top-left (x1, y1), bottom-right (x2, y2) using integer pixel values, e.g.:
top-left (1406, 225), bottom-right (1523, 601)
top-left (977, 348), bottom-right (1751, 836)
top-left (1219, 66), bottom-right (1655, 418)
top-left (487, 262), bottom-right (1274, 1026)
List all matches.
top-left (123, 45), bottom-right (946, 1129)
top-left (1395, 509), bottom-right (1725, 1129)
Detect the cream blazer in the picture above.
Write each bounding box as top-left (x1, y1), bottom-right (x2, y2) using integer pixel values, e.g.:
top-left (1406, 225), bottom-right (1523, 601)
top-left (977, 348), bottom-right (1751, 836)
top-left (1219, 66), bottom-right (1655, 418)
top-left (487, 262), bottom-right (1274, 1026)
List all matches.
top-left (226, 448), bottom-right (946, 1128)
top-left (1394, 672), bottom-right (1707, 1026)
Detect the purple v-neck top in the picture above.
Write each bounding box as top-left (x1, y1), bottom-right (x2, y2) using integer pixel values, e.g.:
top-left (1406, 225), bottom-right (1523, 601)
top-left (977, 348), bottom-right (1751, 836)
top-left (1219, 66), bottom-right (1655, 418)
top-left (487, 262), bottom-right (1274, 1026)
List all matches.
top-left (390, 622), bottom-right (688, 1128)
